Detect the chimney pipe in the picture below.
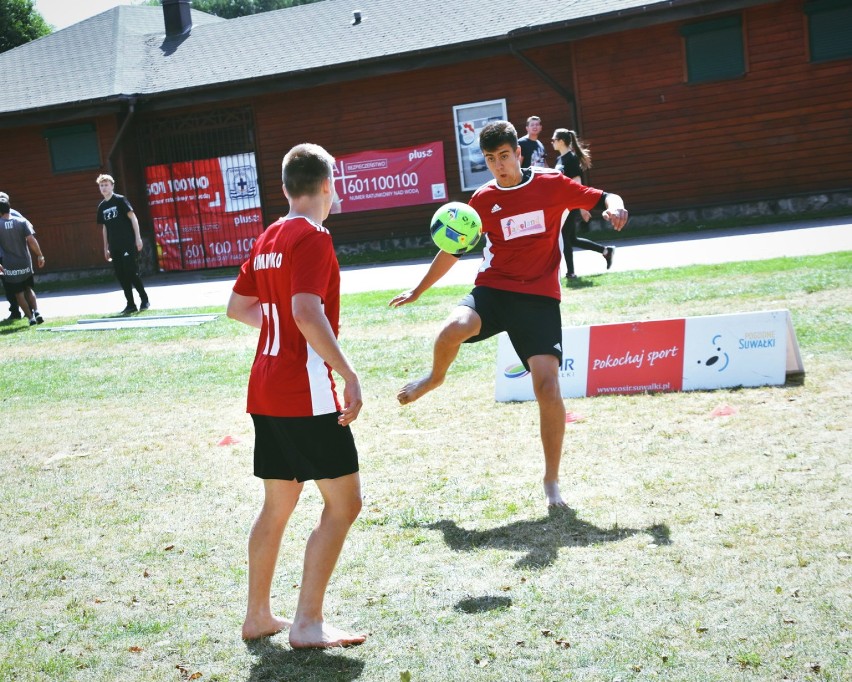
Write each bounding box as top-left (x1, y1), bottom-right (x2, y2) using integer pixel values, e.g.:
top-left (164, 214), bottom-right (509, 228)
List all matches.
top-left (163, 0), bottom-right (192, 37)
top-left (352, 10), bottom-right (362, 26)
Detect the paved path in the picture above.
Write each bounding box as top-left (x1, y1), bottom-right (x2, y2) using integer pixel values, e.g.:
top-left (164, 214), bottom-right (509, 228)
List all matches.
top-left (28, 216), bottom-right (852, 320)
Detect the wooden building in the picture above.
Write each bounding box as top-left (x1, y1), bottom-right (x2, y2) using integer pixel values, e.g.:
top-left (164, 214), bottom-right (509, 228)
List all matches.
top-left (0, 0), bottom-right (849, 273)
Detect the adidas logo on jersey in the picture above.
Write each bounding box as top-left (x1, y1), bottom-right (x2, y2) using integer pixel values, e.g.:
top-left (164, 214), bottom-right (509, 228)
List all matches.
top-left (491, 204), bottom-right (502, 213)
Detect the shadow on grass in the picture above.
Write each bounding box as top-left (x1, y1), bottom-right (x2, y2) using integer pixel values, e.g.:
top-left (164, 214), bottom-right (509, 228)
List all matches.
top-left (563, 276), bottom-right (598, 289)
top-left (455, 595), bottom-right (512, 613)
top-left (246, 638), bottom-right (365, 681)
top-left (429, 506), bottom-right (671, 569)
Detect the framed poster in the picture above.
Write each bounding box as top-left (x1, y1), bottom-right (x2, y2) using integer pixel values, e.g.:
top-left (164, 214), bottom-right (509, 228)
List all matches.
top-left (452, 99), bottom-right (507, 191)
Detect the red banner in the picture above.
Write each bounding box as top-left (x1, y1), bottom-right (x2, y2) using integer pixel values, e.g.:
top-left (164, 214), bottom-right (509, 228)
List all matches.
top-left (145, 153), bottom-right (263, 271)
top-left (334, 142), bottom-right (448, 213)
top-left (586, 319), bottom-right (685, 396)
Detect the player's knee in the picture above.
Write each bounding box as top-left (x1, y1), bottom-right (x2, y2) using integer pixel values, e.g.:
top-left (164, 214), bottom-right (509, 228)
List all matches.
top-left (440, 316), bottom-right (478, 344)
top-left (531, 372), bottom-right (561, 401)
top-left (328, 491), bottom-right (362, 525)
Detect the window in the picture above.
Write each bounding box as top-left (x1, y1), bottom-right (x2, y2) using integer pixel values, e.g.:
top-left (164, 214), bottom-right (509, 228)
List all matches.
top-left (806, 0), bottom-right (852, 62)
top-left (680, 15), bottom-right (745, 83)
top-left (44, 123), bottom-right (101, 173)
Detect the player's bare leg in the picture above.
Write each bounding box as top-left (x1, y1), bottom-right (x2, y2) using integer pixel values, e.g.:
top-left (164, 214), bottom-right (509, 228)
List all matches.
top-left (242, 479), bottom-right (302, 641)
top-left (398, 306), bottom-right (481, 405)
top-left (289, 473), bottom-right (367, 649)
top-left (529, 354), bottom-right (568, 507)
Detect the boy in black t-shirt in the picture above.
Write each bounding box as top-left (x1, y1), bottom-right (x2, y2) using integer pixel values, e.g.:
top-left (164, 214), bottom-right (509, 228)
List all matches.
top-left (95, 174), bottom-right (149, 315)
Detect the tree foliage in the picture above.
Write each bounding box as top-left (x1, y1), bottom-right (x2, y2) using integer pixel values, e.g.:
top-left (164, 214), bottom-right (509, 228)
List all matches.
top-left (145, 0), bottom-right (323, 19)
top-left (0, 0), bottom-right (51, 53)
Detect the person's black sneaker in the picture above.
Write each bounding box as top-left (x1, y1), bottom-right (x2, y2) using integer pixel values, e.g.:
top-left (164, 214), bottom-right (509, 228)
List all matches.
top-left (28, 316), bottom-right (37, 326)
top-left (4, 312), bottom-right (22, 321)
top-left (34, 311), bottom-right (44, 324)
top-left (120, 304), bottom-right (138, 316)
top-left (139, 300), bottom-right (150, 311)
top-left (603, 246), bottom-right (615, 270)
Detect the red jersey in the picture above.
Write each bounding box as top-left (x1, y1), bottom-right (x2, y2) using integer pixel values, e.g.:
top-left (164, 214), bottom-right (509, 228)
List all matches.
top-left (469, 168), bottom-right (603, 300)
top-left (233, 216), bottom-right (342, 417)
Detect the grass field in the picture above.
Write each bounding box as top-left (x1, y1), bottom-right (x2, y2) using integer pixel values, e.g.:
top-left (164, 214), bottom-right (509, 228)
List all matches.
top-left (1, 253), bottom-right (849, 681)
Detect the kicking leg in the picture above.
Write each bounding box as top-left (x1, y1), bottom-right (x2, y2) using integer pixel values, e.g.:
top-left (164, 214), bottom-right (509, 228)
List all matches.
top-left (289, 472), bottom-right (366, 649)
top-left (398, 305), bottom-right (481, 404)
top-left (528, 354), bottom-right (567, 507)
top-left (242, 478), bottom-right (303, 640)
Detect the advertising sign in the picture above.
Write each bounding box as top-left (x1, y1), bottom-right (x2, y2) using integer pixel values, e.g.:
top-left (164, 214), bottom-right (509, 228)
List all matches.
top-left (587, 319), bottom-right (685, 396)
top-left (682, 310), bottom-right (789, 390)
top-left (496, 327), bottom-right (591, 401)
top-left (494, 310), bottom-right (801, 402)
top-left (145, 152), bottom-right (263, 271)
top-left (334, 142), bottom-right (447, 214)
top-left (452, 99), bottom-right (507, 191)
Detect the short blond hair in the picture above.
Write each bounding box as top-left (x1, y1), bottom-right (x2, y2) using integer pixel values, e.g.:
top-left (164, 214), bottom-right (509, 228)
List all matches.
top-left (96, 174), bottom-right (115, 184)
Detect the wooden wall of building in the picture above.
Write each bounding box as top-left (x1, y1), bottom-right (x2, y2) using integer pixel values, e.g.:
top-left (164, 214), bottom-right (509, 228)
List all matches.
top-left (4, 0), bottom-right (850, 272)
top-left (251, 45), bottom-right (576, 245)
top-left (574, 0), bottom-right (852, 212)
top-left (1, 116), bottom-right (119, 272)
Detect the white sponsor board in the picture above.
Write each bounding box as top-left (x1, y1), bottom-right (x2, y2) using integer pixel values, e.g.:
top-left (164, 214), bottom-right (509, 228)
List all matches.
top-left (681, 310), bottom-right (789, 391)
top-left (495, 326), bottom-right (591, 401)
top-left (495, 309), bottom-right (802, 402)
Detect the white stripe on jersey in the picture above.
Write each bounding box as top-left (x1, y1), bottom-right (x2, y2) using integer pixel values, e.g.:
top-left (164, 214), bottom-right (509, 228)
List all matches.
top-left (306, 342), bottom-right (337, 415)
top-left (478, 234), bottom-right (494, 274)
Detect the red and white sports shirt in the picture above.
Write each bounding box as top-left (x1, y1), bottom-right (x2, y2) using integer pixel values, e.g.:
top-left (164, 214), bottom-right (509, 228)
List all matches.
top-left (469, 168), bottom-right (603, 300)
top-left (233, 216), bottom-right (342, 417)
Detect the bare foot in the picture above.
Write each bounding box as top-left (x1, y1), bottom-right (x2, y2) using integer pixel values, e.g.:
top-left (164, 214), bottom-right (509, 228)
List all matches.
top-left (242, 615), bottom-right (292, 641)
top-left (397, 374), bottom-right (443, 405)
top-left (544, 480), bottom-right (567, 508)
top-left (289, 621), bottom-right (368, 649)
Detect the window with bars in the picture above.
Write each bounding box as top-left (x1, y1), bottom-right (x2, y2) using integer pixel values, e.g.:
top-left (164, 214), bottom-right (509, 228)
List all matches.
top-left (136, 107), bottom-right (256, 166)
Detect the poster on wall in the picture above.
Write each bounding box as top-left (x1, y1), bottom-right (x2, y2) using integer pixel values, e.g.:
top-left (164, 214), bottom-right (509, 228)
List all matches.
top-left (452, 99), bottom-right (507, 191)
top-left (145, 152), bottom-right (263, 271)
top-left (333, 142), bottom-right (447, 213)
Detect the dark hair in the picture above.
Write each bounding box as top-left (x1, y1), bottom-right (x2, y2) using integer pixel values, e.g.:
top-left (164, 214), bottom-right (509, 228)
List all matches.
top-left (553, 128), bottom-right (592, 170)
top-left (0, 201), bottom-right (10, 214)
top-left (281, 143), bottom-right (335, 198)
top-left (479, 121), bottom-right (518, 152)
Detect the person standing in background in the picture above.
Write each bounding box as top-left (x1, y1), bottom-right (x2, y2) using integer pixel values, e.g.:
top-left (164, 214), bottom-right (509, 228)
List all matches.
top-left (551, 128), bottom-right (614, 280)
top-left (96, 174), bottom-right (150, 315)
top-left (518, 115), bottom-right (547, 169)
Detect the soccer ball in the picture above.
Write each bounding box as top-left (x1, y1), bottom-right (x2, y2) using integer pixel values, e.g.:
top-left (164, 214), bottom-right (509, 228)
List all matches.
top-left (429, 202), bottom-right (482, 255)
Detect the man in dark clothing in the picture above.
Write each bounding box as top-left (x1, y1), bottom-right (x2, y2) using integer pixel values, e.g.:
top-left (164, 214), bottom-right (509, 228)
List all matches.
top-left (95, 174), bottom-right (149, 315)
top-left (0, 190), bottom-right (30, 321)
top-left (517, 115), bottom-right (547, 169)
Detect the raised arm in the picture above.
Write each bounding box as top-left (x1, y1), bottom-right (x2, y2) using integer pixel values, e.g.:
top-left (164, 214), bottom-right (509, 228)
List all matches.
top-left (388, 250), bottom-right (461, 308)
top-left (601, 193), bottom-right (629, 231)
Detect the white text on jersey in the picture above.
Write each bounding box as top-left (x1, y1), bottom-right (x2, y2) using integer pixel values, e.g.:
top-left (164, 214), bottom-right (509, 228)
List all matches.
top-left (254, 252), bottom-right (283, 270)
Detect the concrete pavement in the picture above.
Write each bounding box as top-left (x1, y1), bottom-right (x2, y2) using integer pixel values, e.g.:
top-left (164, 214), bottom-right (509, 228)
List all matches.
top-left (25, 216), bottom-right (852, 321)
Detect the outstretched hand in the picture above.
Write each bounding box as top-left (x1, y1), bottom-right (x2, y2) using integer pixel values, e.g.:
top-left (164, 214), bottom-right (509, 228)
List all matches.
top-left (602, 208), bottom-right (629, 231)
top-left (389, 289), bottom-right (420, 308)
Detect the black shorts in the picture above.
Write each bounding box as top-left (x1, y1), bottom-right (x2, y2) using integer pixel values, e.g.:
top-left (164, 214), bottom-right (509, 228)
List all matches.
top-left (2, 276), bottom-right (34, 295)
top-left (251, 412), bottom-right (359, 482)
top-left (460, 286), bottom-right (562, 371)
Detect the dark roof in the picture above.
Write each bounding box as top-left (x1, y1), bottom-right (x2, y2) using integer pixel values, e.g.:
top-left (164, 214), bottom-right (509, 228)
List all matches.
top-left (0, 0), bottom-right (768, 123)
